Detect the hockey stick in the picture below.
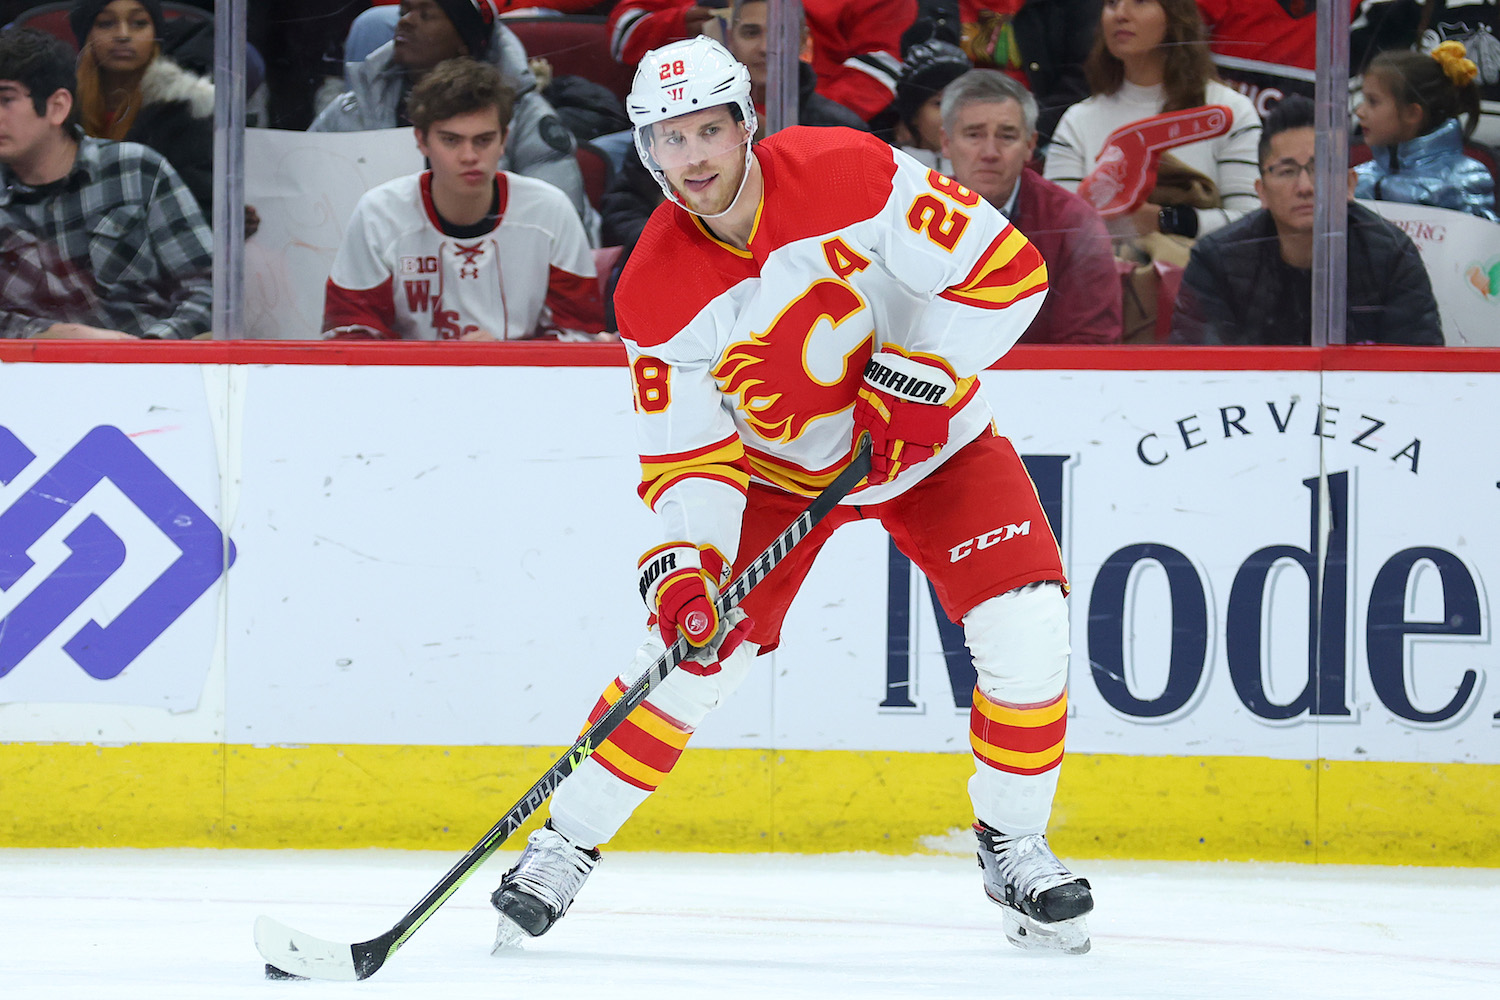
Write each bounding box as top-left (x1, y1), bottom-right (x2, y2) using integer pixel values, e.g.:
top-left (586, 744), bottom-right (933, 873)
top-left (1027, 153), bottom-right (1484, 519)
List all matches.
top-left (253, 436), bottom-right (873, 982)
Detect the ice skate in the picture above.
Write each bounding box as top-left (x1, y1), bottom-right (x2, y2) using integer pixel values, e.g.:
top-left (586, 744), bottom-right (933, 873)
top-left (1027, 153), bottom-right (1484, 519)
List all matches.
top-left (490, 822), bottom-right (600, 952)
top-left (974, 822), bottom-right (1093, 954)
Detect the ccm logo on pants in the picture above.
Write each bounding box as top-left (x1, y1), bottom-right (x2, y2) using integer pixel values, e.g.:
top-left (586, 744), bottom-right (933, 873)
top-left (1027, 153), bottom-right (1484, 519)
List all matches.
top-left (949, 521), bottom-right (1031, 562)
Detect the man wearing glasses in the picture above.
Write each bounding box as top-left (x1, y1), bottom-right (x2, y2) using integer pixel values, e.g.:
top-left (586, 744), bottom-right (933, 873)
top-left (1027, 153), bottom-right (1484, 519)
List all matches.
top-left (1171, 94), bottom-right (1442, 345)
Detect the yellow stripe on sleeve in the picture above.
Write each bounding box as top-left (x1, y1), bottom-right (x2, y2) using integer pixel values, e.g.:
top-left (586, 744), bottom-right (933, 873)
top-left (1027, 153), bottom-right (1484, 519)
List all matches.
top-left (940, 227), bottom-right (1049, 309)
top-left (639, 438), bottom-right (750, 508)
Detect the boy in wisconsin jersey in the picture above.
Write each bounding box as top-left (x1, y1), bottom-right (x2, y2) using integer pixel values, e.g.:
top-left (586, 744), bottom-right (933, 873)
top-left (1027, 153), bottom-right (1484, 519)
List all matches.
top-left (322, 58), bottom-right (603, 341)
top-left (490, 37), bottom-right (1094, 954)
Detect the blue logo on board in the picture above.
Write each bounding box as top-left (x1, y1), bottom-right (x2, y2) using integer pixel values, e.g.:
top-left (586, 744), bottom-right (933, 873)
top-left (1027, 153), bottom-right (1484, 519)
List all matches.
top-left (0, 425), bottom-right (235, 680)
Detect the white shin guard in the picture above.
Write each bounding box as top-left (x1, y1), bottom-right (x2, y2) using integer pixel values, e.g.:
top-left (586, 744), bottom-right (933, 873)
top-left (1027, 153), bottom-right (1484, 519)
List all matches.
top-left (548, 633), bottom-right (760, 849)
top-left (963, 582), bottom-right (1071, 835)
top-left (548, 757), bottom-right (653, 849)
top-left (626, 632), bottom-right (760, 731)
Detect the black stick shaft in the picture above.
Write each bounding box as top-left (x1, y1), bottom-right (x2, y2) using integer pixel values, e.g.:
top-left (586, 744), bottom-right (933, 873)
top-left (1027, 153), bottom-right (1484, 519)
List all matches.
top-left (352, 438), bottom-right (873, 977)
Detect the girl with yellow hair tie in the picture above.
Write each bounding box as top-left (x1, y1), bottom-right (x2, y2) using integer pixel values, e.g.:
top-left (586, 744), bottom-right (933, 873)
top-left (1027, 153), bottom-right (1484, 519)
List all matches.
top-left (1354, 40), bottom-right (1498, 221)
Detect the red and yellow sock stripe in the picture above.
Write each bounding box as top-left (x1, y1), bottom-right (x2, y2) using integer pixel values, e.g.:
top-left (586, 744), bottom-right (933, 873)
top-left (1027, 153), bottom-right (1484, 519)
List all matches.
top-left (969, 688), bottom-right (1067, 776)
top-left (584, 678), bottom-right (694, 791)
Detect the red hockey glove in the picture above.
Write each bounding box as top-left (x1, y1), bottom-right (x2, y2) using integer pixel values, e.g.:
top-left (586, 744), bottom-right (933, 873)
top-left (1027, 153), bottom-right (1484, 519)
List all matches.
top-left (637, 543), bottom-right (752, 676)
top-left (853, 350), bottom-right (960, 486)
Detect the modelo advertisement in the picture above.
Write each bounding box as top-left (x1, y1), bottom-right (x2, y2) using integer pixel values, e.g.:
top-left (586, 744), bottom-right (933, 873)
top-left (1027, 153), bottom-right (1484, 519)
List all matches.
top-left (0, 364), bottom-right (1494, 767)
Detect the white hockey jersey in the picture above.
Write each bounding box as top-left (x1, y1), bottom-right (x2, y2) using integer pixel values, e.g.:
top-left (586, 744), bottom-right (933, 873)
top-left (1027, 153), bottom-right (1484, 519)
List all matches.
top-left (323, 171), bottom-right (602, 340)
top-left (615, 126), bottom-right (1048, 565)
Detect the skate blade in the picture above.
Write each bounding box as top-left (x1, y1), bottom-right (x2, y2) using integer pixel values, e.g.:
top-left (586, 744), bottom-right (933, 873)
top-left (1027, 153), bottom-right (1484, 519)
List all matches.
top-left (491, 913), bottom-right (530, 955)
top-left (1002, 910), bottom-right (1091, 955)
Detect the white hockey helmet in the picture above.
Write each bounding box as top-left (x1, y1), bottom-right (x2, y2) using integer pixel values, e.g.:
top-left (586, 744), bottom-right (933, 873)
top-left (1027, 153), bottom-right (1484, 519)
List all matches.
top-left (627, 36), bottom-right (758, 217)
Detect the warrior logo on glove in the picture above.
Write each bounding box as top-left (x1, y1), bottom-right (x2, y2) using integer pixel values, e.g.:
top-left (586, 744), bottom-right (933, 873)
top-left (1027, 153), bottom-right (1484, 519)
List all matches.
top-left (853, 348), bottom-right (961, 486)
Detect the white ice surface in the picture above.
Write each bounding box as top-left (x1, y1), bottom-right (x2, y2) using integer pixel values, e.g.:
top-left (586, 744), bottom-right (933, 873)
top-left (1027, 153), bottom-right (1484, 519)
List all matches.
top-left (1, 848), bottom-right (1496, 999)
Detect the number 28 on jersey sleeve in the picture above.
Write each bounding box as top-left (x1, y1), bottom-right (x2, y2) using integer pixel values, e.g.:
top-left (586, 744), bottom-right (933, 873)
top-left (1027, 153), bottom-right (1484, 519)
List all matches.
top-left (908, 171), bottom-right (982, 252)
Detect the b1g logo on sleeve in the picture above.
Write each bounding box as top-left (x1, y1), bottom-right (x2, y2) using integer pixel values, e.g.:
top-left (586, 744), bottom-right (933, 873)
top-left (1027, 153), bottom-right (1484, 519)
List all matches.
top-left (400, 256), bottom-right (439, 274)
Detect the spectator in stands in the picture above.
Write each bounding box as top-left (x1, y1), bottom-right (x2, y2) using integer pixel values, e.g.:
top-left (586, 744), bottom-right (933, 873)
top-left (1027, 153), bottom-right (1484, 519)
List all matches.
top-left (69, 0), bottom-right (213, 213)
top-left (1354, 42), bottom-right (1499, 221)
top-left (942, 69), bottom-right (1121, 342)
top-left (245, 1), bottom-right (368, 131)
top-left (88, 0), bottom-right (268, 132)
top-left (1045, 0), bottom-right (1261, 241)
top-left (0, 29), bottom-right (212, 340)
top-left (311, 0), bottom-right (588, 219)
top-left (323, 58), bottom-right (604, 341)
top-left (1351, 1), bottom-right (1500, 148)
top-left (892, 38), bottom-right (972, 171)
top-left (726, 0), bottom-right (870, 134)
top-left (908, 0), bottom-right (1101, 148)
top-left (1171, 95), bottom-right (1442, 345)
top-left (608, 0), bottom-right (914, 121)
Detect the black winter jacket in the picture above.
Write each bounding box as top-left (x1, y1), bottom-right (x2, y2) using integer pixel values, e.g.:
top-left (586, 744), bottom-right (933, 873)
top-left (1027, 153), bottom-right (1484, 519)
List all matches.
top-left (1171, 202), bottom-right (1443, 345)
top-left (125, 57), bottom-right (216, 214)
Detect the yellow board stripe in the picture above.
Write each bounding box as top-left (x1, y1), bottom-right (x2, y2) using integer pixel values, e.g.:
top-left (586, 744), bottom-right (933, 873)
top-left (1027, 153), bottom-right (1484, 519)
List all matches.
top-left (2, 744), bottom-right (1497, 865)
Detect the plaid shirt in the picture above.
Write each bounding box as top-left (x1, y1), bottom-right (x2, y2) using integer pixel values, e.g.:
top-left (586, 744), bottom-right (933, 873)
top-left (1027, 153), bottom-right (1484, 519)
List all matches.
top-left (0, 135), bottom-right (213, 339)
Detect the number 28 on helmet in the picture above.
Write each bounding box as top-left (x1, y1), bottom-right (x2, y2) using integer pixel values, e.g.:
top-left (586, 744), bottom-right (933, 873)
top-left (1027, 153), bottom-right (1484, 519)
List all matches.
top-left (626, 36), bottom-right (759, 217)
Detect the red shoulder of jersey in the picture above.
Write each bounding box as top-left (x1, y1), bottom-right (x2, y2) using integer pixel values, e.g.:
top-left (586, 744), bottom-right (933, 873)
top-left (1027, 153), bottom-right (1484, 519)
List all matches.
top-left (616, 198), bottom-right (760, 350)
top-left (616, 127), bottom-right (898, 351)
top-left (751, 126), bottom-right (897, 251)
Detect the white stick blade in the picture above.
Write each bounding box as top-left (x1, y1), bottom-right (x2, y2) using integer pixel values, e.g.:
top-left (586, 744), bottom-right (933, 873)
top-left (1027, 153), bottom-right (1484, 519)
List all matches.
top-left (254, 915), bottom-right (360, 981)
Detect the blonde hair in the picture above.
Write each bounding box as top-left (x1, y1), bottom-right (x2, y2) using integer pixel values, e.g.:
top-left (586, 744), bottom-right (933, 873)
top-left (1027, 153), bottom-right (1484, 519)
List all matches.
top-left (75, 40), bottom-right (159, 140)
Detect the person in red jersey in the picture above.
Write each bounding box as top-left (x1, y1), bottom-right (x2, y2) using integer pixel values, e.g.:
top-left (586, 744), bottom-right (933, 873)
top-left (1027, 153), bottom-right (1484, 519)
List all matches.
top-left (490, 36), bottom-right (1093, 955)
top-left (607, 0), bottom-right (913, 120)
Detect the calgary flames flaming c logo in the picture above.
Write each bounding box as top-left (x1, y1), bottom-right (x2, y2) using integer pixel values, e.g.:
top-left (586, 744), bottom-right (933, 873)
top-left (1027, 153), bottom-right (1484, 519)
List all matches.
top-left (712, 279), bottom-right (874, 443)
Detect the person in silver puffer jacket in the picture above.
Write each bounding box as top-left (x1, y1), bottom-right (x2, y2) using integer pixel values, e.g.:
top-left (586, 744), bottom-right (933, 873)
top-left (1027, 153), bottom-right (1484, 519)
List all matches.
top-left (1354, 41), bottom-right (1499, 222)
top-left (310, 2), bottom-right (585, 218)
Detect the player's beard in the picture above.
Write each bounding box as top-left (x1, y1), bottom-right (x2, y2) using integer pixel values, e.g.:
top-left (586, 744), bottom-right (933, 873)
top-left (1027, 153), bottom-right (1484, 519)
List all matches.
top-left (672, 145), bottom-right (749, 218)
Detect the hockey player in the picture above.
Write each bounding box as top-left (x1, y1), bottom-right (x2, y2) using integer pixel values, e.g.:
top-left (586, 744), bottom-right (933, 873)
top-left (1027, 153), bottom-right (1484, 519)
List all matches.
top-left (322, 58), bottom-right (603, 341)
top-left (490, 36), bottom-right (1093, 954)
